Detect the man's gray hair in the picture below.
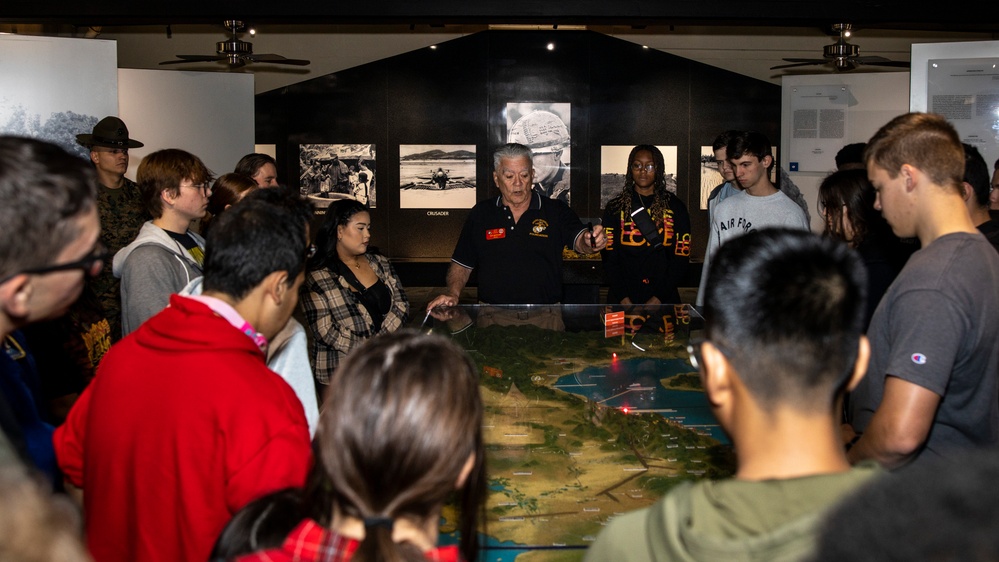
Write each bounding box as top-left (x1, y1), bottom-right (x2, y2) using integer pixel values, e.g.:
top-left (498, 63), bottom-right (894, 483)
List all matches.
top-left (0, 137), bottom-right (96, 280)
top-left (493, 143), bottom-right (534, 170)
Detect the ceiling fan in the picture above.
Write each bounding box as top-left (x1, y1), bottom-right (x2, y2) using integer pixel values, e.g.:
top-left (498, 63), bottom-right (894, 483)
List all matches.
top-left (159, 20), bottom-right (310, 69)
top-left (771, 23), bottom-right (910, 71)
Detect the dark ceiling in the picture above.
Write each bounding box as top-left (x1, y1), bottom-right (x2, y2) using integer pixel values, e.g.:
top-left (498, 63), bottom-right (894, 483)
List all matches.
top-left (4, 0), bottom-right (998, 30)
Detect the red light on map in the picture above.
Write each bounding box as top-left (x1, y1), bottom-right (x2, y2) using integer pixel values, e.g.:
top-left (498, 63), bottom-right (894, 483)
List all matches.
top-left (612, 353), bottom-right (617, 360)
top-left (621, 407), bottom-right (630, 414)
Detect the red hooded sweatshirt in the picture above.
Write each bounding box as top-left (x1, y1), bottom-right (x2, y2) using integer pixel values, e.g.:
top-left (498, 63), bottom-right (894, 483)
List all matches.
top-left (55, 295), bottom-right (312, 562)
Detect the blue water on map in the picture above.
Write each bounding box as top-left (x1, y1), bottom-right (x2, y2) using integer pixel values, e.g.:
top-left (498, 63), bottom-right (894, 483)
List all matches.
top-left (438, 357), bottom-right (725, 560)
top-left (555, 357), bottom-right (727, 442)
top-left (439, 532), bottom-right (581, 562)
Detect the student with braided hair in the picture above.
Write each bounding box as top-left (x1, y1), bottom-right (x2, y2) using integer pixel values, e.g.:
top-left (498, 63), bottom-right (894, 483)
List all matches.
top-left (601, 144), bottom-right (691, 305)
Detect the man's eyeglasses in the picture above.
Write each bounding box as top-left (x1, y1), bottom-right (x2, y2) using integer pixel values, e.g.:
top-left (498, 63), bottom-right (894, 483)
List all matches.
top-left (686, 338), bottom-right (731, 372)
top-left (305, 243), bottom-right (317, 260)
top-left (0, 243), bottom-right (108, 285)
top-left (631, 163), bottom-right (656, 173)
top-left (180, 182), bottom-right (211, 196)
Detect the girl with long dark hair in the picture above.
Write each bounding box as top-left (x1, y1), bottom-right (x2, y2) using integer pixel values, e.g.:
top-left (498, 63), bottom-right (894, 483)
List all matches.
top-left (236, 331), bottom-right (487, 562)
top-left (819, 168), bottom-right (911, 328)
top-left (300, 199), bottom-right (409, 392)
top-left (601, 145), bottom-right (691, 305)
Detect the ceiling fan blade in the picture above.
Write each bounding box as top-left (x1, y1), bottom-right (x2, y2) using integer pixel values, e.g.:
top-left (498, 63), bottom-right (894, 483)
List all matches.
top-left (247, 53), bottom-right (311, 66)
top-left (854, 55), bottom-right (891, 63)
top-left (780, 58), bottom-right (829, 64)
top-left (854, 56), bottom-right (910, 67)
top-left (159, 55), bottom-right (225, 65)
top-left (771, 61), bottom-right (828, 70)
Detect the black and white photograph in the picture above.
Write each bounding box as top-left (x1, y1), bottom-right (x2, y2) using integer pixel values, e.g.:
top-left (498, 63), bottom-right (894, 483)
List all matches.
top-left (399, 144), bottom-right (476, 209)
top-left (299, 143), bottom-right (376, 211)
top-left (600, 145), bottom-right (678, 209)
top-left (699, 145), bottom-right (722, 210)
top-left (0, 35), bottom-right (117, 160)
top-left (505, 102), bottom-right (571, 204)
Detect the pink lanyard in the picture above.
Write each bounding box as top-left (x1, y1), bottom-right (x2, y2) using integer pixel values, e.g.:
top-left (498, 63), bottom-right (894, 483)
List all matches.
top-left (185, 295), bottom-right (268, 352)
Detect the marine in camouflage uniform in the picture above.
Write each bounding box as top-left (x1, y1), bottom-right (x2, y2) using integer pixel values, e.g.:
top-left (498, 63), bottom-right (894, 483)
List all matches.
top-left (75, 117), bottom-right (148, 360)
top-left (92, 177), bottom-right (148, 344)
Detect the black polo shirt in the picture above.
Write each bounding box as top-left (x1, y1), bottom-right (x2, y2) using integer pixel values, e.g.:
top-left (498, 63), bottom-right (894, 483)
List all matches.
top-left (452, 192), bottom-right (586, 304)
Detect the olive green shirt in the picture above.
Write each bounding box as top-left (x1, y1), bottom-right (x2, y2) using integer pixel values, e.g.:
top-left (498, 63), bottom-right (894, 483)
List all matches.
top-left (585, 463), bottom-right (883, 562)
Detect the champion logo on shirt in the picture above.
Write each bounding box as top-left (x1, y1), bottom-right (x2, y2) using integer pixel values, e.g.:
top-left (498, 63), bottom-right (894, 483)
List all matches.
top-left (911, 353), bottom-right (927, 365)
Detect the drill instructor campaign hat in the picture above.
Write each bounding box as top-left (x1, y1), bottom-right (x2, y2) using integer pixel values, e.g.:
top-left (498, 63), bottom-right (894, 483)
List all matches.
top-left (76, 116), bottom-right (144, 149)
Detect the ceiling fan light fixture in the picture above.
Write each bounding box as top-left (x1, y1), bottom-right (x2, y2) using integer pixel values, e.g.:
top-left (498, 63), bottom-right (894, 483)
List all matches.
top-left (770, 22), bottom-right (908, 72)
top-left (217, 39), bottom-right (251, 57)
top-left (159, 19), bottom-right (310, 68)
top-left (834, 58), bottom-right (855, 71)
top-left (824, 40), bottom-right (858, 59)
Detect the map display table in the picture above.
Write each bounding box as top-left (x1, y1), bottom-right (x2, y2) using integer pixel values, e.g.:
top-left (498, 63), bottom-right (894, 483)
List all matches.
top-left (419, 304), bottom-right (735, 561)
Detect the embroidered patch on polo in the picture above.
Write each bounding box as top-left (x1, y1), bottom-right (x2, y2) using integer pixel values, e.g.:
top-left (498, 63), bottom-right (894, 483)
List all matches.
top-left (529, 219), bottom-right (550, 238)
top-left (911, 353), bottom-right (927, 365)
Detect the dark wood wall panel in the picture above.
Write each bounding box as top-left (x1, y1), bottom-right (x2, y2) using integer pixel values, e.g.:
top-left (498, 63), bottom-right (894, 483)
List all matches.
top-left (255, 30), bottom-right (780, 274)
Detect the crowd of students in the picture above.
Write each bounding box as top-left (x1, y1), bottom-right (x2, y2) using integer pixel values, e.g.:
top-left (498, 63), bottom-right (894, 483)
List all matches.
top-left (2, 111), bottom-right (999, 561)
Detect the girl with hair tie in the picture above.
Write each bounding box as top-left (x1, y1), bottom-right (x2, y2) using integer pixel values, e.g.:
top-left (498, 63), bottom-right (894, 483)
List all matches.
top-left (200, 173), bottom-right (258, 235)
top-left (235, 330), bottom-right (487, 562)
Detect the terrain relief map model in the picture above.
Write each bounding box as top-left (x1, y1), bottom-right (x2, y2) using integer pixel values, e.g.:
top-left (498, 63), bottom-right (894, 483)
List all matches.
top-left (426, 305), bottom-right (736, 561)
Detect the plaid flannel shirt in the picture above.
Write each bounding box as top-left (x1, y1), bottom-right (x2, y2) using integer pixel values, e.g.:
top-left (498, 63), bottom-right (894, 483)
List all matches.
top-left (300, 254), bottom-right (409, 383)
top-left (236, 518), bottom-right (460, 562)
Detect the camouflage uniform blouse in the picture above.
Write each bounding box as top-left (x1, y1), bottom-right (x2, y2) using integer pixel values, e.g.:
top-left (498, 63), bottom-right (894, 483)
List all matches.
top-left (92, 178), bottom-right (149, 345)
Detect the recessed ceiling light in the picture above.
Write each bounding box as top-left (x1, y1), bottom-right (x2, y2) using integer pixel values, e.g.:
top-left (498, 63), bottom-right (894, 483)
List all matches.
top-left (547, 42), bottom-right (555, 51)
top-left (430, 45), bottom-right (437, 50)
